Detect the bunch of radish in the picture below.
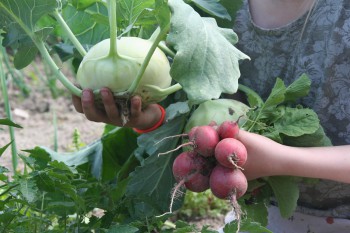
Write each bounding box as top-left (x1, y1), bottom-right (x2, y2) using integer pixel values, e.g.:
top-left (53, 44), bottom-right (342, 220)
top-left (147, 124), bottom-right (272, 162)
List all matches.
top-left (161, 118), bottom-right (248, 229)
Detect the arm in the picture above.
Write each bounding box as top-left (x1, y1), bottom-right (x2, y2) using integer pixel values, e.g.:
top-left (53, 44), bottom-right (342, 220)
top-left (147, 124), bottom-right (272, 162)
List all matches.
top-left (72, 88), bottom-right (162, 130)
top-left (237, 130), bottom-right (350, 183)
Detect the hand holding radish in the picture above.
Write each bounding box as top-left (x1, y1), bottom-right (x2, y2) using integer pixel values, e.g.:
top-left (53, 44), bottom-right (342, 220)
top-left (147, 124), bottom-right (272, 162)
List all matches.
top-left (72, 87), bottom-right (162, 130)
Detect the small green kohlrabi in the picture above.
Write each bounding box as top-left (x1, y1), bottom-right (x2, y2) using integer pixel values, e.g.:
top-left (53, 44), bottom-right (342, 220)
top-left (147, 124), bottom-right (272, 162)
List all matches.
top-left (76, 36), bottom-right (172, 104)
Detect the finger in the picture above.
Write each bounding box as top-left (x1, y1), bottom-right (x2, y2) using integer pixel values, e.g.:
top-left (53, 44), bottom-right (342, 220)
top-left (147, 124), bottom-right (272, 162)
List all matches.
top-left (100, 88), bottom-right (121, 125)
top-left (72, 95), bottom-right (83, 113)
top-left (130, 96), bottom-right (142, 118)
top-left (81, 89), bottom-right (106, 122)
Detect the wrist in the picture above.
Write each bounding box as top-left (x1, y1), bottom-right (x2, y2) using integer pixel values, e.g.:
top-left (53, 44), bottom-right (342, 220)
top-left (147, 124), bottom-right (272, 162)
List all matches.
top-left (133, 105), bottom-right (166, 134)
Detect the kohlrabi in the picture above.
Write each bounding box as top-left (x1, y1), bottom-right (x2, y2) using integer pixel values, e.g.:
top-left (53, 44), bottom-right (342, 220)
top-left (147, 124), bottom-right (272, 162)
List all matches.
top-left (75, 0), bottom-right (181, 123)
top-left (76, 36), bottom-right (173, 104)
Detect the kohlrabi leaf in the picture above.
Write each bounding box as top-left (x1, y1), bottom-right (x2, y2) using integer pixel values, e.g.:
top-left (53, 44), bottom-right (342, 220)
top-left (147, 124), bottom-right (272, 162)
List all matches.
top-left (41, 127), bottom-right (138, 181)
top-left (126, 114), bottom-right (188, 217)
top-left (190, 0), bottom-right (231, 20)
top-left (69, 0), bottom-right (101, 10)
top-left (167, 0), bottom-right (249, 104)
top-left (62, 3), bottom-right (109, 46)
top-left (117, 0), bottom-right (155, 27)
top-left (0, 0), bottom-right (57, 68)
top-left (155, 0), bottom-right (171, 30)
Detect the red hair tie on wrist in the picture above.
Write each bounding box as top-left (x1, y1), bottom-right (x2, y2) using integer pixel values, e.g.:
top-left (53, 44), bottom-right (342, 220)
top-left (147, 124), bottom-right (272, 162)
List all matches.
top-left (133, 105), bottom-right (166, 134)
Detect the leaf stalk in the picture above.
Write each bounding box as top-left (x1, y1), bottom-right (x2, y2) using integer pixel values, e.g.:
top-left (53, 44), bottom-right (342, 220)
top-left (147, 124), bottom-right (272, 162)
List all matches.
top-left (52, 10), bottom-right (87, 57)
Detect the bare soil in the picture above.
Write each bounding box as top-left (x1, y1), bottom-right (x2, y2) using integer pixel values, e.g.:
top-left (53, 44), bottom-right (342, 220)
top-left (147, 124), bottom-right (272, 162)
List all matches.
top-left (0, 67), bottom-right (105, 173)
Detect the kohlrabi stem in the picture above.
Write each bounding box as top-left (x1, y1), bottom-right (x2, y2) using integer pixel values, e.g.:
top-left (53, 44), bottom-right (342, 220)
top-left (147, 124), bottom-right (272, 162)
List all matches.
top-left (108, 0), bottom-right (119, 57)
top-left (0, 46), bottom-right (18, 173)
top-left (158, 41), bottom-right (175, 58)
top-left (127, 23), bottom-right (170, 94)
top-left (52, 10), bottom-right (87, 57)
top-left (34, 40), bottom-right (82, 97)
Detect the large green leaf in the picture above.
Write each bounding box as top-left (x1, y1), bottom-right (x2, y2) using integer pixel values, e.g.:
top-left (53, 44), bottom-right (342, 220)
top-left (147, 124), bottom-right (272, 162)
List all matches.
top-left (62, 3), bottom-right (109, 46)
top-left (126, 113), bottom-right (188, 217)
top-left (0, 0), bottom-right (57, 68)
top-left (167, 0), bottom-right (249, 104)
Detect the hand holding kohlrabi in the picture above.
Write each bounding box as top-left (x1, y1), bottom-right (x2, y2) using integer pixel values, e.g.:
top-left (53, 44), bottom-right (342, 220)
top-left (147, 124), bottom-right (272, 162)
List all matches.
top-left (75, 0), bottom-right (181, 124)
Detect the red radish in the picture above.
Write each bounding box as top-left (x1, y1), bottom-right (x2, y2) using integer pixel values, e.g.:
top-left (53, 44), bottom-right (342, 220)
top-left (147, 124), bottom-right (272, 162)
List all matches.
top-left (172, 151), bottom-right (214, 192)
top-left (214, 138), bottom-right (247, 169)
top-left (217, 120), bottom-right (240, 139)
top-left (209, 164), bottom-right (248, 232)
top-left (189, 125), bottom-right (219, 157)
top-left (158, 125), bottom-right (219, 157)
top-left (209, 165), bottom-right (248, 200)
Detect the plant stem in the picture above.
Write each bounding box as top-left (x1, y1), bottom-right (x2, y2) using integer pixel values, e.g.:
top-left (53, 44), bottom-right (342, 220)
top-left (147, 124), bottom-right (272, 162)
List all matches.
top-left (108, 0), bottom-right (118, 57)
top-left (0, 47), bottom-right (18, 173)
top-left (53, 111), bottom-right (58, 152)
top-left (52, 10), bottom-right (87, 57)
top-left (127, 23), bottom-right (170, 94)
top-left (34, 40), bottom-right (82, 97)
top-left (158, 41), bottom-right (176, 58)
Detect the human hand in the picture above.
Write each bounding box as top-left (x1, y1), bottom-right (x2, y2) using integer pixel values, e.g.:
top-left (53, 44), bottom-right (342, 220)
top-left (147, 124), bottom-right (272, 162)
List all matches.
top-left (72, 87), bottom-right (163, 131)
top-left (237, 130), bottom-right (288, 180)
top-left (237, 130), bottom-right (350, 183)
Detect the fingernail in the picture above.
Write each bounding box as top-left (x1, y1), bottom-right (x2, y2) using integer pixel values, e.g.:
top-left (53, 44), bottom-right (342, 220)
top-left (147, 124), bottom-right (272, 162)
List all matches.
top-left (100, 89), bottom-right (109, 99)
top-left (82, 90), bottom-right (92, 101)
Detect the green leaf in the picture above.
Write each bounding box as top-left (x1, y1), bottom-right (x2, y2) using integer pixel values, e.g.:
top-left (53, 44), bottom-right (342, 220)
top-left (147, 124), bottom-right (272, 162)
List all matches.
top-left (69, 0), bottom-right (101, 10)
top-left (101, 127), bottom-right (138, 181)
top-left (167, 0), bottom-right (249, 103)
top-left (0, 141), bottom-right (11, 158)
top-left (283, 126), bottom-right (332, 147)
top-left (266, 176), bottom-right (299, 218)
top-left (224, 218), bottom-right (272, 233)
top-left (191, 0), bottom-right (231, 20)
top-left (117, 0), bottom-right (155, 27)
top-left (13, 45), bottom-right (38, 69)
top-left (263, 78), bottom-right (286, 110)
top-left (19, 179), bottom-right (38, 203)
top-left (0, 0), bottom-right (57, 67)
top-left (61, 3), bottom-right (109, 46)
top-left (107, 225), bottom-right (139, 233)
top-left (238, 84), bottom-right (264, 108)
top-left (274, 107), bottom-right (320, 137)
top-left (126, 115), bottom-right (188, 217)
top-left (155, 0), bottom-right (171, 30)
top-left (0, 118), bottom-right (22, 128)
top-left (215, 0), bottom-right (243, 28)
top-left (284, 73), bottom-right (311, 103)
